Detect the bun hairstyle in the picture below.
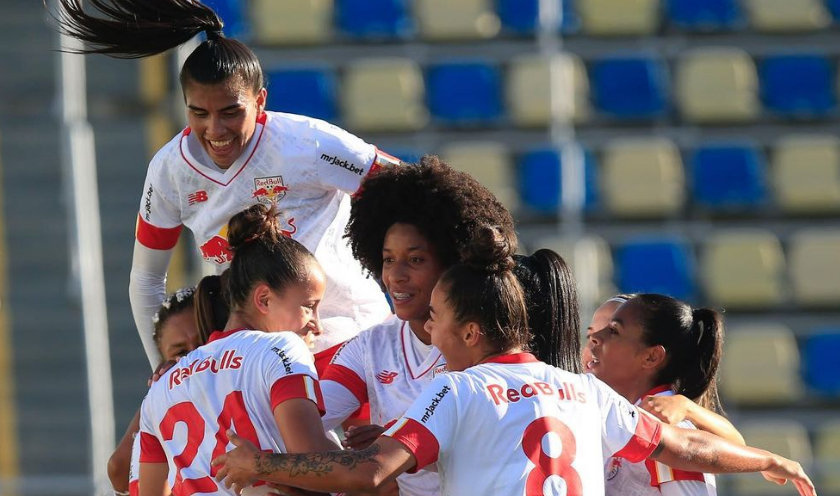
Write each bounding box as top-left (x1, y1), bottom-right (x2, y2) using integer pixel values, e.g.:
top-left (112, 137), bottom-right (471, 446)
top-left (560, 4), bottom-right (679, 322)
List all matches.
top-left (439, 225), bottom-right (530, 353)
top-left (631, 294), bottom-right (725, 413)
top-left (194, 270), bottom-right (231, 344)
top-left (52, 0), bottom-right (265, 93)
top-left (152, 286), bottom-right (196, 350)
top-left (513, 249), bottom-right (581, 372)
top-left (226, 204), bottom-right (319, 310)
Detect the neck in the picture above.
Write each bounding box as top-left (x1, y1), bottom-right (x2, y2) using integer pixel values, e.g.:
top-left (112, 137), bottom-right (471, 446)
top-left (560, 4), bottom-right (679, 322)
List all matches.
top-left (617, 379), bottom-right (660, 404)
top-left (408, 319), bottom-right (431, 345)
top-left (224, 309), bottom-right (257, 332)
top-left (475, 346), bottom-right (522, 366)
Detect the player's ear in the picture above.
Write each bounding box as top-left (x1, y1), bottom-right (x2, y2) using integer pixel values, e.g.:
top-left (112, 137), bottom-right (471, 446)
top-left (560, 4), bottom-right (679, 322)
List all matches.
top-left (462, 321), bottom-right (482, 348)
top-left (641, 345), bottom-right (667, 370)
top-left (252, 283), bottom-right (272, 315)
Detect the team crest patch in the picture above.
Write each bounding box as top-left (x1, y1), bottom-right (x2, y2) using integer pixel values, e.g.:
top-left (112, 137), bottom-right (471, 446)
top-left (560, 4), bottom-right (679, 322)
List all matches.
top-left (252, 176), bottom-right (289, 204)
top-left (606, 458), bottom-right (623, 481)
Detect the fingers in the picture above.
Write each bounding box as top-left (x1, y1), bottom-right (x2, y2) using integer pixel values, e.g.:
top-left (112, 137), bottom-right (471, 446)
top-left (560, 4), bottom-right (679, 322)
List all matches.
top-left (211, 453), bottom-right (227, 468)
top-left (227, 428), bottom-right (242, 445)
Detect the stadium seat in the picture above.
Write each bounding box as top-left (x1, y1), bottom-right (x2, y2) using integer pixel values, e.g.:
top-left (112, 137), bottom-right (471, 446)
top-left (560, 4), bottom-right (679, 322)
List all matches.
top-left (772, 135), bottom-right (840, 213)
top-left (427, 61), bottom-right (503, 125)
top-left (414, 0), bottom-right (501, 40)
top-left (577, 0), bottom-right (660, 35)
top-left (675, 48), bottom-right (759, 123)
top-left (341, 58), bottom-right (428, 132)
top-left (251, 0), bottom-right (333, 45)
top-left (743, 0), bottom-right (831, 32)
top-left (815, 421), bottom-right (840, 493)
top-left (690, 143), bottom-right (768, 210)
top-left (497, 0), bottom-right (579, 35)
top-left (701, 230), bottom-right (785, 308)
top-left (517, 146), bottom-right (598, 214)
top-left (666, 0), bottom-right (742, 30)
top-left (830, 0), bottom-right (840, 20)
top-left (615, 236), bottom-right (696, 301)
top-left (591, 56), bottom-right (668, 119)
top-left (335, 0), bottom-right (412, 39)
top-left (732, 420), bottom-right (812, 494)
top-left (788, 230), bottom-right (840, 306)
top-left (265, 68), bottom-right (337, 122)
top-left (802, 331), bottom-right (840, 395)
top-left (719, 324), bottom-right (803, 404)
top-left (533, 234), bottom-right (616, 306)
top-left (761, 54), bottom-right (835, 116)
top-left (203, 0), bottom-right (249, 39)
top-left (506, 54), bottom-right (590, 127)
top-left (441, 142), bottom-right (518, 209)
top-left (601, 137), bottom-right (685, 217)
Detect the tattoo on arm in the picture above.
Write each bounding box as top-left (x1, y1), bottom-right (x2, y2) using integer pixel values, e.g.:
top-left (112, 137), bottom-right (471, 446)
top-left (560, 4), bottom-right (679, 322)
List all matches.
top-left (256, 444), bottom-right (382, 478)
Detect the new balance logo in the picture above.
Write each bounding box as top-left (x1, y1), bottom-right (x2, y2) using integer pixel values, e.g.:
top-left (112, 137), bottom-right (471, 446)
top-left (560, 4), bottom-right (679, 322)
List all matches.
top-left (376, 370), bottom-right (398, 384)
top-left (188, 190), bottom-right (208, 205)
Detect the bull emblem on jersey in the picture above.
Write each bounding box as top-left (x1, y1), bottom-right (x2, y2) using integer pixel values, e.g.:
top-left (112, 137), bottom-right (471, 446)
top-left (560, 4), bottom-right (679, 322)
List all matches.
top-left (200, 235), bottom-right (233, 265)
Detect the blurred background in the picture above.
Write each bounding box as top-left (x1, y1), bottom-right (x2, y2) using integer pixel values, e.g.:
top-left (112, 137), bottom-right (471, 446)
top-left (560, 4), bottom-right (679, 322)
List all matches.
top-left (0, 0), bottom-right (839, 494)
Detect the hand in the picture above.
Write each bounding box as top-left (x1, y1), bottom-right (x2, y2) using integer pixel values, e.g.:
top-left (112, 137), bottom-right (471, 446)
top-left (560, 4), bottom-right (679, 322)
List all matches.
top-left (148, 359), bottom-right (177, 386)
top-left (212, 430), bottom-right (262, 493)
top-left (640, 394), bottom-right (689, 425)
top-left (342, 424), bottom-right (385, 450)
top-left (760, 455), bottom-right (817, 496)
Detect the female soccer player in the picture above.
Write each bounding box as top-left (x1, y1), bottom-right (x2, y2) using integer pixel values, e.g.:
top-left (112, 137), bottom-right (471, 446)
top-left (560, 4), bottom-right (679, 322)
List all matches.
top-left (138, 204), bottom-right (337, 496)
top-left (52, 0), bottom-right (398, 367)
top-left (319, 155), bottom-right (516, 496)
top-left (212, 227), bottom-right (816, 496)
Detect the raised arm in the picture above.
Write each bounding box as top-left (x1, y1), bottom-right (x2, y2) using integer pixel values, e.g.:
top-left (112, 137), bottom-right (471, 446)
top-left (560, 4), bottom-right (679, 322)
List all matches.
top-left (129, 241), bottom-right (174, 367)
top-left (642, 394), bottom-right (745, 446)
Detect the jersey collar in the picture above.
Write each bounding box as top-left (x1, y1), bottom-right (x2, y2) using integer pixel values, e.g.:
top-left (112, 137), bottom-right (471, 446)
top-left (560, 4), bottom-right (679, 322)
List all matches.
top-left (480, 352), bottom-right (540, 365)
top-left (207, 327), bottom-right (249, 344)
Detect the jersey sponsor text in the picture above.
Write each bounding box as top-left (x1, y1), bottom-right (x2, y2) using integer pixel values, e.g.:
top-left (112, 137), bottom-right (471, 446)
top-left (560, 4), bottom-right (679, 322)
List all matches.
top-left (169, 349), bottom-right (243, 389)
top-left (487, 380), bottom-right (587, 406)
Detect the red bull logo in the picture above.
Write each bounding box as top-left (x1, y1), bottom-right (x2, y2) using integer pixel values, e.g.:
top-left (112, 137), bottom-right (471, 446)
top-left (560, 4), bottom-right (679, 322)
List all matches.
top-left (200, 225), bottom-right (232, 265)
top-left (253, 176), bottom-right (289, 205)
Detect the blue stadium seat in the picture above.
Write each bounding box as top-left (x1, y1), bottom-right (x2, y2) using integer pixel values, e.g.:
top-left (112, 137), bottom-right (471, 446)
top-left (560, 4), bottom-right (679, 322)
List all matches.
top-left (616, 237), bottom-right (697, 301)
top-left (761, 54), bottom-right (836, 116)
top-left (497, 0), bottom-right (579, 35)
top-left (202, 0), bottom-right (249, 39)
top-left (265, 68), bottom-right (338, 122)
top-left (518, 147), bottom-right (598, 214)
top-left (387, 149), bottom-right (423, 164)
top-left (427, 62), bottom-right (503, 124)
top-left (666, 0), bottom-right (742, 29)
top-left (336, 0), bottom-right (412, 38)
top-left (803, 331), bottom-right (840, 395)
top-left (829, 0), bottom-right (840, 20)
top-left (691, 143), bottom-right (768, 209)
top-left (591, 56), bottom-right (668, 119)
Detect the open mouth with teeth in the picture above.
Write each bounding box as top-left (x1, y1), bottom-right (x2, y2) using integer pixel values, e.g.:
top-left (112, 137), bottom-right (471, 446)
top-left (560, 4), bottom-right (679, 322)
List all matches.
top-left (585, 357), bottom-right (600, 371)
top-left (391, 292), bottom-right (413, 302)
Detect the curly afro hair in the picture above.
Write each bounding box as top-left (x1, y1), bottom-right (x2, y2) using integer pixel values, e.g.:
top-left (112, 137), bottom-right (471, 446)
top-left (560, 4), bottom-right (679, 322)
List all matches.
top-left (346, 155), bottom-right (517, 279)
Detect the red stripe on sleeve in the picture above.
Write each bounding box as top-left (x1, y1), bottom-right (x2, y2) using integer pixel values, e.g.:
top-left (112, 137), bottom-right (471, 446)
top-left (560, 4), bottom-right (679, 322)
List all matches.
top-left (313, 342), bottom-right (344, 377)
top-left (321, 364), bottom-right (369, 405)
top-left (644, 459), bottom-right (706, 486)
top-left (135, 215), bottom-right (182, 250)
top-left (139, 432), bottom-right (167, 463)
top-left (385, 418), bottom-right (440, 473)
top-left (612, 408), bottom-right (663, 463)
top-left (129, 480), bottom-right (139, 496)
top-left (270, 374), bottom-right (326, 415)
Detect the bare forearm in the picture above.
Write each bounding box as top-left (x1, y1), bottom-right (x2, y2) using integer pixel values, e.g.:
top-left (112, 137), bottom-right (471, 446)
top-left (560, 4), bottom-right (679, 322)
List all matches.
top-left (253, 445), bottom-right (386, 492)
top-left (685, 403), bottom-right (746, 446)
top-left (654, 427), bottom-right (777, 474)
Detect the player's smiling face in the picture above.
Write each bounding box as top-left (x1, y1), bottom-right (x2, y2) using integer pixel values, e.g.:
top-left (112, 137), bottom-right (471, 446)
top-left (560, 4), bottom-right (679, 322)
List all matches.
top-left (158, 308), bottom-right (202, 362)
top-left (426, 281), bottom-right (472, 371)
top-left (582, 300), bottom-right (623, 373)
top-left (264, 261), bottom-right (326, 347)
top-left (184, 78), bottom-right (266, 169)
top-left (381, 223), bottom-right (446, 331)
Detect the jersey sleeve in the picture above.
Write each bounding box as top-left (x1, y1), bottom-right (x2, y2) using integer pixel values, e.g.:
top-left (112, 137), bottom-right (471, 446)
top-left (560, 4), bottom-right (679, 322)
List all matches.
top-left (589, 376), bottom-right (662, 463)
top-left (263, 333), bottom-right (325, 414)
top-left (382, 374), bottom-right (458, 473)
top-left (135, 155), bottom-right (183, 251)
top-left (128, 430), bottom-right (141, 496)
top-left (645, 419), bottom-right (707, 489)
top-left (310, 119), bottom-right (385, 194)
top-left (138, 396), bottom-right (166, 464)
top-left (321, 335), bottom-right (369, 405)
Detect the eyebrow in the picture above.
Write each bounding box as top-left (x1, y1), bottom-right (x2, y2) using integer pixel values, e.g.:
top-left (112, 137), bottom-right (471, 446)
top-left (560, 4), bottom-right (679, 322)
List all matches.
top-left (382, 245), bottom-right (428, 253)
top-left (187, 103), bottom-right (243, 112)
top-left (611, 318), bottom-right (624, 326)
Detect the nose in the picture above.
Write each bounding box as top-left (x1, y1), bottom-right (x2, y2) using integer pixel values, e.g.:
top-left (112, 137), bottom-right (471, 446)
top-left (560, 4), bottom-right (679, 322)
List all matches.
top-left (206, 115), bottom-right (225, 138)
top-left (388, 261), bottom-right (410, 284)
top-left (588, 329), bottom-right (603, 347)
top-left (310, 313), bottom-right (323, 335)
top-left (424, 318), bottom-right (433, 336)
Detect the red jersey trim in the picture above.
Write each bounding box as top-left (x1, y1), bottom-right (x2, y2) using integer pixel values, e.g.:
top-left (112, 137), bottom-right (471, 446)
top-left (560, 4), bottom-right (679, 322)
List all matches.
top-left (271, 374), bottom-right (326, 415)
top-left (644, 458), bottom-right (707, 487)
top-left (314, 342), bottom-right (344, 378)
top-left (129, 479), bottom-right (139, 496)
top-left (612, 409), bottom-right (663, 463)
top-left (640, 384), bottom-right (673, 400)
top-left (135, 215), bottom-right (182, 250)
top-left (207, 328), bottom-right (249, 344)
top-left (480, 352), bottom-right (540, 365)
top-left (385, 418), bottom-right (440, 473)
top-left (401, 322), bottom-right (442, 380)
top-left (322, 364), bottom-right (368, 405)
top-left (179, 112), bottom-right (267, 187)
top-left (139, 431), bottom-right (167, 463)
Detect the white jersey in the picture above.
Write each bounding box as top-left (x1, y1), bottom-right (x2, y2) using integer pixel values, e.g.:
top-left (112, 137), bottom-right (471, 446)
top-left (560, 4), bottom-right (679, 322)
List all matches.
top-left (321, 316), bottom-right (445, 496)
top-left (384, 353), bottom-right (663, 496)
top-left (605, 387), bottom-right (716, 496)
top-left (128, 432), bottom-right (140, 496)
top-left (139, 329), bottom-right (324, 496)
top-left (135, 111), bottom-right (394, 352)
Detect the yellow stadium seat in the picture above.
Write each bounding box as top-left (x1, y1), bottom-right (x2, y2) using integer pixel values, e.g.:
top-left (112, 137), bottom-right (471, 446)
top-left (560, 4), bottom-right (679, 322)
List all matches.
top-left (506, 54), bottom-right (590, 127)
top-left (341, 58), bottom-right (429, 132)
top-left (815, 421), bottom-right (840, 493)
top-left (675, 48), bottom-right (759, 123)
top-left (702, 230), bottom-right (785, 308)
top-left (414, 0), bottom-right (500, 41)
top-left (251, 0), bottom-right (333, 45)
top-left (578, 0), bottom-right (660, 35)
top-left (732, 420), bottom-right (812, 495)
top-left (772, 135), bottom-right (840, 213)
top-left (601, 137), bottom-right (685, 217)
top-left (532, 234), bottom-right (616, 307)
top-left (743, 0), bottom-right (831, 32)
top-left (719, 325), bottom-right (803, 405)
top-left (788, 230), bottom-right (840, 307)
top-left (441, 142), bottom-right (517, 210)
